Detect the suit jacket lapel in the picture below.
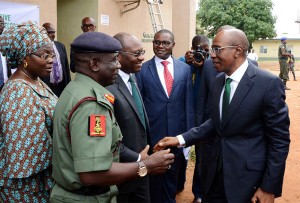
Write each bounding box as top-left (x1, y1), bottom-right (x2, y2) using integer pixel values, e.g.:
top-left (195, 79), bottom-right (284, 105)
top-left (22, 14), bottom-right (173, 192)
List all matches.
top-left (149, 58), bottom-right (169, 98)
top-left (116, 74), bottom-right (146, 129)
top-left (223, 64), bottom-right (256, 127)
top-left (213, 73), bottom-right (225, 130)
top-left (170, 58), bottom-right (180, 97)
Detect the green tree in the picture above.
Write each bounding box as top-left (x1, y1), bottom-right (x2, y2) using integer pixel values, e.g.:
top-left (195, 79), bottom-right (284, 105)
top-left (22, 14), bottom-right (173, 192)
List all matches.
top-left (197, 0), bottom-right (277, 49)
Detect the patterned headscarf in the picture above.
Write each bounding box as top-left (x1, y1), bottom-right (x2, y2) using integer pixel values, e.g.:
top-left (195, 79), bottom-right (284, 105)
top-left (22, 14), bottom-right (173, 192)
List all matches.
top-left (0, 21), bottom-right (51, 68)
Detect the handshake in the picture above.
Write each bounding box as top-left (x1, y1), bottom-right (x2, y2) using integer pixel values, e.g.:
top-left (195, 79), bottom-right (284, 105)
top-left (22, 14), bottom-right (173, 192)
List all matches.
top-left (138, 137), bottom-right (180, 175)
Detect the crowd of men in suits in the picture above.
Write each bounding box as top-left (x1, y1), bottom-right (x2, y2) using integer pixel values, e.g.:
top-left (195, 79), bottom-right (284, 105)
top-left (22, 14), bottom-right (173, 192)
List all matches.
top-left (0, 15), bottom-right (290, 203)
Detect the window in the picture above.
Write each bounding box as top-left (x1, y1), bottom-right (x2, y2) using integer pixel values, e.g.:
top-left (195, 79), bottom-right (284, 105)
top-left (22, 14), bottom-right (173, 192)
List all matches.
top-left (260, 46), bottom-right (267, 53)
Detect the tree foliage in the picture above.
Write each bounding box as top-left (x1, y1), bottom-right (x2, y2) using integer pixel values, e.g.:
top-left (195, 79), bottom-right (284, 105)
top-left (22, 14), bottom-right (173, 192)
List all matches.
top-left (197, 0), bottom-right (277, 48)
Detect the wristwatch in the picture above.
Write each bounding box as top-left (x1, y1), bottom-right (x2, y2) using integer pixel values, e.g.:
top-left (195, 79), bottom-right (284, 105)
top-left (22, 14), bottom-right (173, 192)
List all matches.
top-left (137, 161), bottom-right (148, 177)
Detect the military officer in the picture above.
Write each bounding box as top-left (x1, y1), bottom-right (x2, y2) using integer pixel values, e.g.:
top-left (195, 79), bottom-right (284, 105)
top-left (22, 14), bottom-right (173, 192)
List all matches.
top-left (50, 32), bottom-right (175, 203)
top-left (278, 37), bottom-right (292, 90)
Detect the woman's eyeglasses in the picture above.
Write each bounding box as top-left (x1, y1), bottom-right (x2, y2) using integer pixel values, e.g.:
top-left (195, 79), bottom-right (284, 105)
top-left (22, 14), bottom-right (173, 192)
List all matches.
top-left (31, 53), bottom-right (56, 60)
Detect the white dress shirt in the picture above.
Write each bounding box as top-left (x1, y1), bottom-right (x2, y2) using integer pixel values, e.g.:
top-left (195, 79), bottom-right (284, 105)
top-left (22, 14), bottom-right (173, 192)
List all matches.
top-left (119, 69), bottom-right (132, 95)
top-left (154, 55), bottom-right (174, 97)
top-left (118, 69), bottom-right (141, 162)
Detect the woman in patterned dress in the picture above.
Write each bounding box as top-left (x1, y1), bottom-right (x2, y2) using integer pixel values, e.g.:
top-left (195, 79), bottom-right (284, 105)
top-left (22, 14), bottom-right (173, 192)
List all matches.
top-left (0, 21), bottom-right (58, 202)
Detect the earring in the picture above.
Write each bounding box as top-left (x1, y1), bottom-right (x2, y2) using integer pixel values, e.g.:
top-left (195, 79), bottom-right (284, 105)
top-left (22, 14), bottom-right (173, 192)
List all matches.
top-left (24, 61), bottom-right (28, 68)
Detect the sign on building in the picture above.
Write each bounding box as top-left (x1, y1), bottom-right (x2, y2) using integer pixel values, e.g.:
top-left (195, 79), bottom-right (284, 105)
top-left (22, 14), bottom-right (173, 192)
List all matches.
top-left (0, 1), bottom-right (39, 27)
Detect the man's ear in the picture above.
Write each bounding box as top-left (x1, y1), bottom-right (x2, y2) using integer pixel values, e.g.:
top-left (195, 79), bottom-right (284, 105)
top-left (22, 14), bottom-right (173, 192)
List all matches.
top-left (89, 57), bottom-right (100, 72)
top-left (234, 46), bottom-right (244, 57)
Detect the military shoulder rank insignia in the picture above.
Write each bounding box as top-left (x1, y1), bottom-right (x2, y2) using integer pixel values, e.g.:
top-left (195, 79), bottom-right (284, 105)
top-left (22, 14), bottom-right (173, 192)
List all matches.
top-left (104, 94), bottom-right (115, 104)
top-left (89, 115), bottom-right (106, 137)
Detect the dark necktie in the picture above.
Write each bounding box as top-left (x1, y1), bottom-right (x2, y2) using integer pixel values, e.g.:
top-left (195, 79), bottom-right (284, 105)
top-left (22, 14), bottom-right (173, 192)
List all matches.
top-left (222, 78), bottom-right (232, 123)
top-left (129, 76), bottom-right (146, 128)
top-left (161, 61), bottom-right (173, 96)
top-left (0, 56), bottom-right (4, 87)
top-left (217, 78), bottom-right (232, 172)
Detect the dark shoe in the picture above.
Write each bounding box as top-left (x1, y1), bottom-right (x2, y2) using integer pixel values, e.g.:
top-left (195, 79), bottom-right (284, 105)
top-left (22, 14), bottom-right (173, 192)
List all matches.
top-left (294, 79), bottom-right (297, 81)
top-left (285, 86), bottom-right (291, 90)
top-left (193, 197), bottom-right (202, 203)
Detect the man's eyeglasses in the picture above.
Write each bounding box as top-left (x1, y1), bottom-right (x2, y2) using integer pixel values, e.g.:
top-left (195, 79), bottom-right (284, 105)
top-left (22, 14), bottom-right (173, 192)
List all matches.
top-left (119, 50), bottom-right (146, 57)
top-left (153, 40), bottom-right (174, 47)
top-left (82, 24), bottom-right (95, 29)
top-left (211, 46), bottom-right (238, 55)
top-left (32, 53), bottom-right (56, 60)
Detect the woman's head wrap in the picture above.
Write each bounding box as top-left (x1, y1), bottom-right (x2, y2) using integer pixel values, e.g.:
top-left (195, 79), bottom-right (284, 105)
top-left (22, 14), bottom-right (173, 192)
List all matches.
top-left (0, 21), bottom-right (51, 68)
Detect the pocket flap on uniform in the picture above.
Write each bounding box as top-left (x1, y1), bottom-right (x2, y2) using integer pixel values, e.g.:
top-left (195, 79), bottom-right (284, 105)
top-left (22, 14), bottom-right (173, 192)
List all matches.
top-left (247, 158), bottom-right (266, 171)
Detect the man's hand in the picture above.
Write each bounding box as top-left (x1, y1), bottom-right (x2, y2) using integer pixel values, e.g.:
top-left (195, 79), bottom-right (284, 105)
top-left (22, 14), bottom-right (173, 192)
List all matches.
top-left (251, 188), bottom-right (275, 203)
top-left (192, 60), bottom-right (204, 68)
top-left (185, 50), bottom-right (194, 64)
top-left (144, 149), bottom-right (175, 174)
top-left (139, 145), bottom-right (150, 160)
top-left (153, 137), bottom-right (180, 152)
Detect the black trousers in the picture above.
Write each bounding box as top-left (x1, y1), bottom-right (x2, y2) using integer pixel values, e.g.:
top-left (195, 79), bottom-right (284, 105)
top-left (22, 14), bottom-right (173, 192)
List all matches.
top-left (203, 169), bottom-right (228, 203)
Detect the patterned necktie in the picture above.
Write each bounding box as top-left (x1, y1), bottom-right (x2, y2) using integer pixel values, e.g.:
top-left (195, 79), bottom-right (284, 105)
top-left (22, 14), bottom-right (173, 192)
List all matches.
top-left (0, 56), bottom-right (4, 87)
top-left (52, 57), bottom-right (60, 84)
top-left (161, 61), bottom-right (173, 96)
top-left (51, 43), bottom-right (62, 84)
top-left (129, 76), bottom-right (146, 128)
top-left (222, 78), bottom-right (232, 123)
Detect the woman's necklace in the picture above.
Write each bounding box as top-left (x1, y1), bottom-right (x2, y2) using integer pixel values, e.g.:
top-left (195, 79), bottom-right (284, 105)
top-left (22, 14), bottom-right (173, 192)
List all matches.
top-left (20, 70), bottom-right (42, 86)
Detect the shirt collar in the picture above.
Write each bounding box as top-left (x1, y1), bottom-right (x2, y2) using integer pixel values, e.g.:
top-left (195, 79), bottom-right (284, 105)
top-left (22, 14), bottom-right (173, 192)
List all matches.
top-left (118, 69), bottom-right (130, 83)
top-left (225, 59), bottom-right (248, 83)
top-left (154, 55), bottom-right (173, 65)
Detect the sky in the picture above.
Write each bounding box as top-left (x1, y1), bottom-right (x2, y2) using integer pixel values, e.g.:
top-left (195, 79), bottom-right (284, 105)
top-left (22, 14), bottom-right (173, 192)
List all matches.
top-left (272, 0), bottom-right (300, 38)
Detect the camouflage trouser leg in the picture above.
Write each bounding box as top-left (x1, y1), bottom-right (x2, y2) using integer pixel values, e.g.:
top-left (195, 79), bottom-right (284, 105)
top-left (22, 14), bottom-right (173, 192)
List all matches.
top-left (290, 64), bottom-right (296, 80)
top-left (279, 60), bottom-right (288, 82)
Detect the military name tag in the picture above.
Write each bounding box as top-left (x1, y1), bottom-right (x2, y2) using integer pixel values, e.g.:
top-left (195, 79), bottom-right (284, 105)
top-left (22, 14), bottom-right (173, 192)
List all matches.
top-left (89, 115), bottom-right (106, 137)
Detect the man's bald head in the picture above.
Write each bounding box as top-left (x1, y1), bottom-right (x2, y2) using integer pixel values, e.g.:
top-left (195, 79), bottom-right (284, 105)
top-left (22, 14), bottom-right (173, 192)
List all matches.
top-left (113, 32), bottom-right (140, 49)
top-left (215, 29), bottom-right (249, 56)
top-left (42, 22), bottom-right (56, 41)
top-left (211, 29), bottom-right (249, 75)
top-left (217, 25), bottom-right (236, 34)
top-left (81, 17), bottom-right (96, 33)
top-left (113, 32), bottom-right (144, 74)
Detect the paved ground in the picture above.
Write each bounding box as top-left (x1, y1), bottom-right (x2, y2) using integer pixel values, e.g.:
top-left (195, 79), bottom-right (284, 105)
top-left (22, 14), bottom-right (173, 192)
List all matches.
top-left (176, 69), bottom-right (300, 203)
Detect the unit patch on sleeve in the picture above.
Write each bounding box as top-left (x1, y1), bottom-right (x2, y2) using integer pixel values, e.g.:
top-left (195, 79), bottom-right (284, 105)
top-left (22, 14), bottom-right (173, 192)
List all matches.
top-left (89, 115), bottom-right (106, 137)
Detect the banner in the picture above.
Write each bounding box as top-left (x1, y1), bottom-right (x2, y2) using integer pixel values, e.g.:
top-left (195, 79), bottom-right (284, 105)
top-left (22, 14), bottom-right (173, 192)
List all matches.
top-left (0, 1), bottom-right (39, 27)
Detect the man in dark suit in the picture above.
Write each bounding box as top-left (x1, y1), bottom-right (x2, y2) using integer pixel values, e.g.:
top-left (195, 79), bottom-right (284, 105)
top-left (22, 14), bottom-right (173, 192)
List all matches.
top-left (106, 32), bottom-right (151, 203)
top-left (155, 28), bottom-right (290, 203)
top-left (42, 23), bottom-right (71, 97)
top-left (136, 29), bottom-right (194, 203)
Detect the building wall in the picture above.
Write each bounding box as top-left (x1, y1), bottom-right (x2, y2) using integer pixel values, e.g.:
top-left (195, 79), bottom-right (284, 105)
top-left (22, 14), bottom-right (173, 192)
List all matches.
top-left (98, 0), bottom-right (175, 60)
top-left (3, 0), bottom-right (196, 62)
top-left (253, 39), bottom-right (300, 61)
top-left (172, 0), bottom-right (196, 58)
top-left (57, 0), bottom-right (98, 50)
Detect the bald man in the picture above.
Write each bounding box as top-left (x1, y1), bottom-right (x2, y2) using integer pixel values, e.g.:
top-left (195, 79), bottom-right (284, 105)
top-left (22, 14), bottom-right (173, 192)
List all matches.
top-left (81, 17), bottom-right (96, 33)
top-left (70, 17), bottom-right (97, 73)
top-left (42, 23), bottom-right (71, 96)
top-left (155, 29), bottom-right (290, 203)
top-left (106, 32), bottom-right (151, 203)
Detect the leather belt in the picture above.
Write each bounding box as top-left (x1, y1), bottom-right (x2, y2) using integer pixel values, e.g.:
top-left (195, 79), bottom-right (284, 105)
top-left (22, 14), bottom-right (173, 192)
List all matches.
top-left (66, 186), bottom-right (110, 196)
